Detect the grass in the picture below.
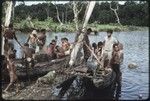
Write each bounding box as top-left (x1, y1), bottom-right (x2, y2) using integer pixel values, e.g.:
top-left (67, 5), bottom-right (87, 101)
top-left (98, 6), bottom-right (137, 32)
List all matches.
top-left (13, 19), bottom-right (148, 33)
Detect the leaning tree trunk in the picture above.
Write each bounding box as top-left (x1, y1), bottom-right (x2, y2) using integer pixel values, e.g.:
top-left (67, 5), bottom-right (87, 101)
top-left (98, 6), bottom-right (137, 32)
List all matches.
top-left (4, 1), bottom-right (13, 27)
top-left (109, 3), bottom-right (121, 25)
top-left (2, 1), bottom-right (13, 55)
top-left (69, 1), bottom-right (96, 67)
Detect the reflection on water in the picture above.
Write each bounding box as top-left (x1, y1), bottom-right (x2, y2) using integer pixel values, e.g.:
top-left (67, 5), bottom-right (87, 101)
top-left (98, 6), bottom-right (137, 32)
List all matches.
top-left (13, 30), bottom-right (149, 100)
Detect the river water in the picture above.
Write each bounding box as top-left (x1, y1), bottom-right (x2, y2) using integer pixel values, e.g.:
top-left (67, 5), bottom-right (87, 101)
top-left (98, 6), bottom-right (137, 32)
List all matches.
top-left (13, 30), bottom-right (149, 100)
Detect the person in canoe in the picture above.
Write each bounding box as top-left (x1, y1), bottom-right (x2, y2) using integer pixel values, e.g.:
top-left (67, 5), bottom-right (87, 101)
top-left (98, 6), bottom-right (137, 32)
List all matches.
top-left (46, 42), bottom-right (57, 59)
top-left (26, 29), bottom-right (38, 50)
top-left (101, 29), bottom-right (119, 68)
top-left (110, 43), bottom-right (123, 82)
top-left (61, 37), bottom-right (71, 55)
top-left (83, 28), bottom-right (92, 63)
top-left (37, 29), bottom-right (46, 52)
top-left (54, 45), bottom-right (65, 59)
top-left (21, 43), bottom-right (36, 82)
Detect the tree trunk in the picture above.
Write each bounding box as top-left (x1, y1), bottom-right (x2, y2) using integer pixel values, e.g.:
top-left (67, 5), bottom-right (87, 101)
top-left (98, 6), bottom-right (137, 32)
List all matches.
top-left (54, 4), bottom-right (63, 26)
top-left (4, 1), bottom-right (13, 27)
top-left (65, 7), bottom-right (68, 23)
top-left (114, 10), bottom-right (121, 25)
top-left (69, 1), bottom-right (96, 67)
top-left (109, 3), bottom-right (121, 25)
top-left (73, 1), bottom-right (79, 31)
top-left (62, 12), bottom-right (64, 24)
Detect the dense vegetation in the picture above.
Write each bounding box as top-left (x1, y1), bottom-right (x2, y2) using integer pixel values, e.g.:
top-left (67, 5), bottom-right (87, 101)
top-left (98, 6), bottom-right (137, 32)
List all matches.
top-left (2, 1), bottom-right (149, 32)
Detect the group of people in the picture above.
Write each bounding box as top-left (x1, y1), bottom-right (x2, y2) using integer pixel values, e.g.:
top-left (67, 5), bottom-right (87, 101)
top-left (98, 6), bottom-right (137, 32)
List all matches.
top-left (2, 24), bottom-right (72, 93)
top-left (2, 23), bottom-right (123, 93)
top-left (88, 29), bottom-right (123, 81)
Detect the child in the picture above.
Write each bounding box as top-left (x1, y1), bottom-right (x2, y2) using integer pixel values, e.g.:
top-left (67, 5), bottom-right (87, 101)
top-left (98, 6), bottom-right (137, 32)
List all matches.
top-left (54, 46), bottom-right (65, 59)
top-left (4, 54), bottom-right (19, 93)
top-left (47, 43), bottom-right (57, 59)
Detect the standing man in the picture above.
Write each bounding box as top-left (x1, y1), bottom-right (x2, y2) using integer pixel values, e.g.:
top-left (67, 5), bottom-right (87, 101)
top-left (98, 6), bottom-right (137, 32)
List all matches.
top-left (83, 28), bottom-right (92, 63)
top-left (101, 29), bottom-right (119, 68)
top-left (3, 23), bottom-right (20, 56)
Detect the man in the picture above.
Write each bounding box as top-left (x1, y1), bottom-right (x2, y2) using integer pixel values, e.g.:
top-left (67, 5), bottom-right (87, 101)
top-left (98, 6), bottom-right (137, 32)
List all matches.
top-left (83, 28), bottom-right (92, 62)
top-left (37, 29), bottom-right (46, 51)
top-left (110, 43), bottom-right (123, 82)
top-left (3, 24), bottom-right (20, 56)
top-left (22, 43), bottom-right (35, 82)
top-left (4, 54), bottom-right (19, 93)
top-left (61, 38), bottom-right (70, 55)
top-left (101, 29), bottom-right (119, 68)
top-left (26, 30), bottom-right (38, 50)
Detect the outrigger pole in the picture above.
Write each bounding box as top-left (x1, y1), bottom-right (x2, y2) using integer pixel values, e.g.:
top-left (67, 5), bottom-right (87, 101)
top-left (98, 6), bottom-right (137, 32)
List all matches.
top-left (69, 1), bottom-right (96, 67)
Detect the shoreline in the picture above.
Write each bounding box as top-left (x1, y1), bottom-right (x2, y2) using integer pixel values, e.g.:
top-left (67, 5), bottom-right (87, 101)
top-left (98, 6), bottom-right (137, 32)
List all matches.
top-left (13, 21), bottom-right (148, 33)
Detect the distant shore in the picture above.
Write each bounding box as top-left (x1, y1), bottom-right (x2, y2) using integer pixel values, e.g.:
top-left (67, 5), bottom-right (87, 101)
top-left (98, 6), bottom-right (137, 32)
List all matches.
top-left (13, 20), bottom-right (148, 33)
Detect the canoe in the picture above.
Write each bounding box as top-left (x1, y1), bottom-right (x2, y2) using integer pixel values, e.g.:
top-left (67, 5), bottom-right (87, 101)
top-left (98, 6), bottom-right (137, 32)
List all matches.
top-left (2, 54), bottom-right (70, 81)
top-left (55, 65), bottom-right (116, 99)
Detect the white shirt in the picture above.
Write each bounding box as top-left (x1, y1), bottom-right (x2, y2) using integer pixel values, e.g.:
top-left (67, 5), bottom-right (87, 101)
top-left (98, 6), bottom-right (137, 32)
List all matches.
top-left (103, 36), bottom-right (118, 52)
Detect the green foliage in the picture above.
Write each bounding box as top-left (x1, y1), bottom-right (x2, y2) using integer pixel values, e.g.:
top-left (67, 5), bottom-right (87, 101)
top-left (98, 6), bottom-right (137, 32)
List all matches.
top-left (13, 1), bottom-right (148, 27)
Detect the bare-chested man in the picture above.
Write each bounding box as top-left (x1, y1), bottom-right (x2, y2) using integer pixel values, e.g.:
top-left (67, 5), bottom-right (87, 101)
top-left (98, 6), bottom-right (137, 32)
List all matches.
top-left (26, 30), bottom-right (38, 50)
top-left (4, 54), bottom-right (19, 93)
top-left (110, 43), bottom-right (123, 82)
top-left (3, 24), bottom-right (20, 56)
top-left (61, 38), bottom-right (70, 55)
top-left (83, 28), bottom-right (92, 62)
top-left (22, 43), bottom-right (35, 82)
top-left (37, 29), bottom-right (46, 51)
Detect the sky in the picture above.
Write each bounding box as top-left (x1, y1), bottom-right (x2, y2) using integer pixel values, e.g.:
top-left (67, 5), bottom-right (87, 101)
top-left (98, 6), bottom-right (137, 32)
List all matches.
top-left (15, 1), bottom-right (126, 6)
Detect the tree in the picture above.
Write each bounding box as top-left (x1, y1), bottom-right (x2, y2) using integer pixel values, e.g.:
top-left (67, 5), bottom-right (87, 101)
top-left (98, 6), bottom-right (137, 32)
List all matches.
top-left (109, 2), bottom-right (121, 25)
top-left (4, 1), bottom-right (13, 26)
top-left (71, 1), bottom-right (84, 30)
top-left (53, 2), bottom-right (63, 26)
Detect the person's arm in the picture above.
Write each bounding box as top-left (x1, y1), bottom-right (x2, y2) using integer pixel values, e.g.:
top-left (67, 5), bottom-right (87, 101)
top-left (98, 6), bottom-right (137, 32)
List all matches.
top-left (120, 51), bottom-right (124, 63)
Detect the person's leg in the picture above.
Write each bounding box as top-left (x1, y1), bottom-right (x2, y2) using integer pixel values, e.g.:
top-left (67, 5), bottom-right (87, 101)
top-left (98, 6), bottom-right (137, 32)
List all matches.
top-left (4, 82), bottom-right (13, 92)
top-left (25, 60), bottom-right (30, 83)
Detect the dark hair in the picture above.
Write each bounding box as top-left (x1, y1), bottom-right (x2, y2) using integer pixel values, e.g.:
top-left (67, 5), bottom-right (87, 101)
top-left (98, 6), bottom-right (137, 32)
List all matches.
top-left (24, 43), bottom-right (29, 47)
top-left (92, 43), bottom-right (97, 49)
top-left (8, 54), bottom-right (15, 59)
top-left (52, 39), bottom-right (56, 43)
top-left (98, 41), bottom-right (103, 46)
top-left (113, 43), bottom-right (119, 48)
top-left (9, 23), bottom-right (13, 28)
top-left (13, 49), bottom-right (17, 53)
top-left (64, 37), bottom-right (68, 41)
top-left (40, 29), bottom-right (46, 33)
top-left (107, 29), bottom-right (113, 34)
top-left (33, 34), bottom-right (37, 38)
top-left (87, 28), bottom-right (92, 32)
top-left (49, 43), bottom-right (54, 46)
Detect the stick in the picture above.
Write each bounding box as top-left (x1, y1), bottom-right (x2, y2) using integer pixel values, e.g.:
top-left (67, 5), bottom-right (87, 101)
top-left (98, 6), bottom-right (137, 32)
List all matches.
top-left (84, 42), bottom-right (102, 66)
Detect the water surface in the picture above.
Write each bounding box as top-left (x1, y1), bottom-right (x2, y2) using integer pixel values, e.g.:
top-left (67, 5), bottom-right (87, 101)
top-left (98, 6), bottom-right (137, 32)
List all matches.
top-left (14, 30), bottom-right (149, 100)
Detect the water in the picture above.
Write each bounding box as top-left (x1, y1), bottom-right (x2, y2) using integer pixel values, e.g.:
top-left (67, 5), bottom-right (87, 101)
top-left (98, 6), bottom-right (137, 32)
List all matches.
top-left (13, 30), bottom-right (149, 100)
